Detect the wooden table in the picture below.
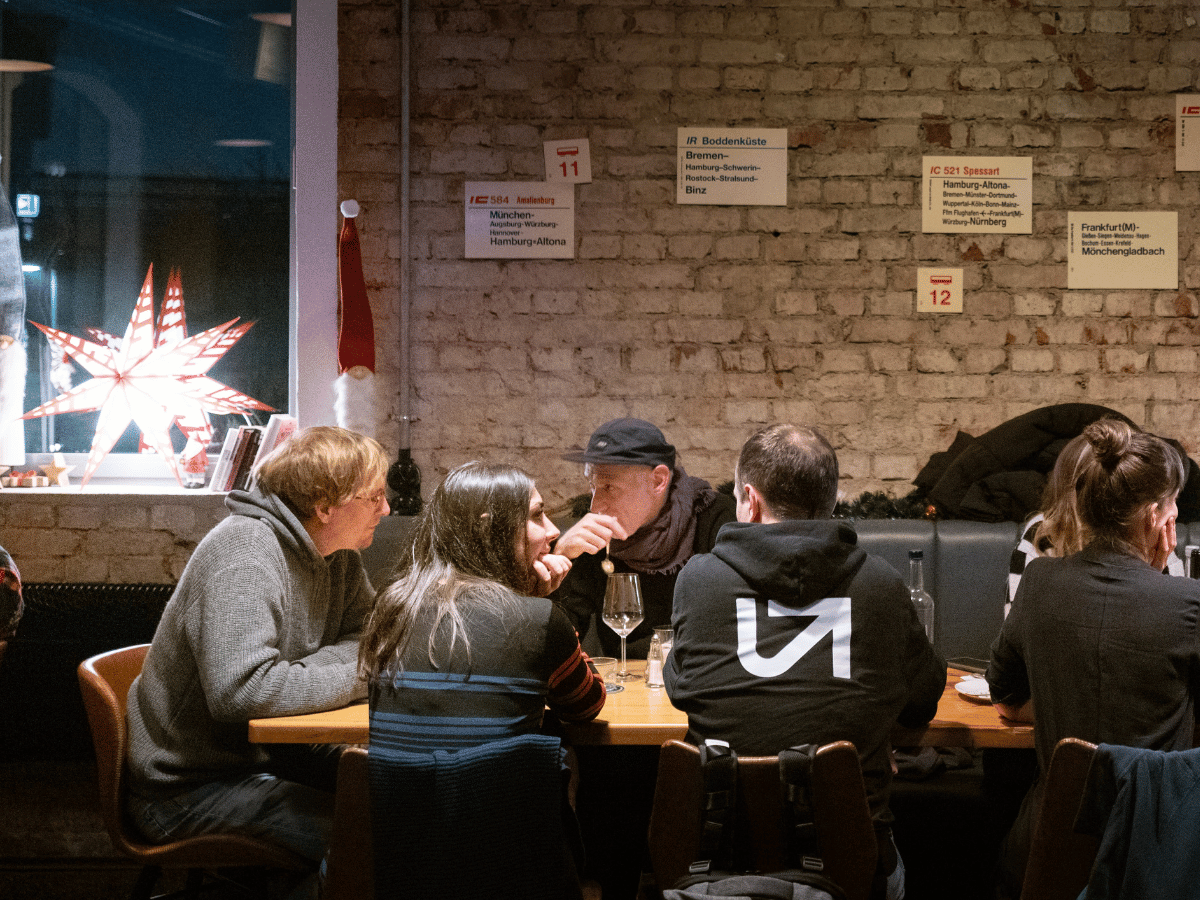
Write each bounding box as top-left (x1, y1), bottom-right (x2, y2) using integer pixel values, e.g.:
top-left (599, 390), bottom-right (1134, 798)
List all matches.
top-left (248, 666), bottom-right (1033, 749)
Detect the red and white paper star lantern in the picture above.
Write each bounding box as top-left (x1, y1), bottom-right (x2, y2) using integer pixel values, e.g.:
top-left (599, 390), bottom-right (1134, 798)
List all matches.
top-left (22, 265), bottom-right (272, 486)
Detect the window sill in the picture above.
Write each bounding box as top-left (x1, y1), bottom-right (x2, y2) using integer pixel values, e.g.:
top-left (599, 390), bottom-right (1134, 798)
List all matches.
top-left (14, 452), bottom-right (227, 495)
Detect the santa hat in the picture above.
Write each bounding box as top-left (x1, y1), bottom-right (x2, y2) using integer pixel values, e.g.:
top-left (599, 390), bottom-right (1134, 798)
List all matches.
top-left (334, 199), bottom-right (378, 438)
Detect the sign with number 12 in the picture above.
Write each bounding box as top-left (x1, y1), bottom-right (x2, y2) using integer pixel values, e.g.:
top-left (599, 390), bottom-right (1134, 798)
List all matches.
top-left (917, 268), bottom-right (964, 313)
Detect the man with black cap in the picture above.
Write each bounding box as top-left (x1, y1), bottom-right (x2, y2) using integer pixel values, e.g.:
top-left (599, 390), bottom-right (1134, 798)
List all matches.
top-left (555, 417), bottom-right (736, 659)
top-left (556, 418), bottom-right (735, 899)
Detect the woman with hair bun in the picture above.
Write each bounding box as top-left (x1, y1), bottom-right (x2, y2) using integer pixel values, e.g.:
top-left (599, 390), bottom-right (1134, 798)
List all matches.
top-left (1004, 425), bottom-right (1190, 619)
top-left (987, 418), bottom-right (1200, 899)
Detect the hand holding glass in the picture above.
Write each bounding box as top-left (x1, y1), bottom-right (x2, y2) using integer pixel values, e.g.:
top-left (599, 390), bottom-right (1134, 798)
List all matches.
top-left (602, 572), bottom-right (644, 682)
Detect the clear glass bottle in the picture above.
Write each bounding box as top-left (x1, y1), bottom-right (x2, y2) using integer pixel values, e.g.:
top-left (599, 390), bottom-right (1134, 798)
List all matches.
top-left (644, 631), bottom-right (665, 688)
top-left (908, 549), bottom-right (935, 646)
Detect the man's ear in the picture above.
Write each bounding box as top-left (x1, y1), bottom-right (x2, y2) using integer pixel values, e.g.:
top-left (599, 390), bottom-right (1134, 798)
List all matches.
top-left (650, 464), bottom-right (672, 496)
top-left (313, 502), bottom-right (336, 525)
top-left (742, 484), bottom-right (767, 524)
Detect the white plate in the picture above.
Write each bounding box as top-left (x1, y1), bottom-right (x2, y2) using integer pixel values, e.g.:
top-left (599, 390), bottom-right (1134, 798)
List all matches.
top-left (955, 676), bottom-right (992, 703)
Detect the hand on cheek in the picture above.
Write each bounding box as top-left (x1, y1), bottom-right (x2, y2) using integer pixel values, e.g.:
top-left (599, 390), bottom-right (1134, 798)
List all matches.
top-left (532, 553), bottom-right (572, 597)
top-left (1152, 516), bottom-right (1177, 572)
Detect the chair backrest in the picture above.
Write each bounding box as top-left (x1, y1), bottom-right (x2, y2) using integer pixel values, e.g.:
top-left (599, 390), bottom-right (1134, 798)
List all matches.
top-left (648, 739), bottom-right (879, 900)
top-left (336, 734), bottom-right (576, 900)
top-left (323, 746), bottom-right (374, 900)
top-left (76, 643), bottom-right (151, 856)
top-left (1021, 737), bottom-right (1099, 900)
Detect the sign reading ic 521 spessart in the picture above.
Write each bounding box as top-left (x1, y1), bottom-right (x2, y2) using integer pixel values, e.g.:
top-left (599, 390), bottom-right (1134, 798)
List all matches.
top-left (465, 182), bottom-right (574, 259)
top-left (922, 157), bottom-right (1032, 233)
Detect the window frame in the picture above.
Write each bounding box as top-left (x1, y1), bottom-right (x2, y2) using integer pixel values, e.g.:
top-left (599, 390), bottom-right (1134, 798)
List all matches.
top-left (22, 0), bottom-right (338, 488)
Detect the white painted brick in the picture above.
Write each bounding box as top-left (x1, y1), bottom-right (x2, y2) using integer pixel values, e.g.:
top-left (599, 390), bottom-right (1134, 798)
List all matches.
top-left (1091, 11), bottom-right (1131, 34)
top-left (313, 0), bottom-right (1200, 503)
top-left (668, 235), bottom-right (714, 259)
top-left (1156, 348), bottom-right (1197, 373)
top-left (714, 235), bottom-right (761, 260)
top-left (821, 347), bottom-right (869, 373)
top-left (914, 349), bottom-right (960, 373)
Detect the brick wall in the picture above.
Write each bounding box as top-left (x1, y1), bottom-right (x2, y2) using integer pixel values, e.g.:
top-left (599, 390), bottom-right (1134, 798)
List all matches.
top-left (344, 0), bottom-right (1198, 510)
top-left (0, 492), bottom-right (228, 584)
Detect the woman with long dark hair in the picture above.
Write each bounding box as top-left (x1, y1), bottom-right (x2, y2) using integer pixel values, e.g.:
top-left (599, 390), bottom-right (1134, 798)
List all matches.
top-left (360, 460), bottom-right (605, 748)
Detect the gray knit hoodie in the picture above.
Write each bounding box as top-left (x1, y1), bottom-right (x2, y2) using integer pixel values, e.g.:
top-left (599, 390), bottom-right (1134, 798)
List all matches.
top-left (126, 488), bottom-right (372, 797)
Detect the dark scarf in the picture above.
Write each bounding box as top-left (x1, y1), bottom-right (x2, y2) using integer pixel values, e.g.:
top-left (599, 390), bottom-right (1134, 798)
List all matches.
top-left (610, 468), bottom-right (722, 576)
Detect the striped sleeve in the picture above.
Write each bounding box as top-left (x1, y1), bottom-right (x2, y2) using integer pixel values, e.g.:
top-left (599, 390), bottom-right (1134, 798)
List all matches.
top-left (1006, 515), bottom-right (1042, 620)
top-left (544, 605), bottom-right (605, 723)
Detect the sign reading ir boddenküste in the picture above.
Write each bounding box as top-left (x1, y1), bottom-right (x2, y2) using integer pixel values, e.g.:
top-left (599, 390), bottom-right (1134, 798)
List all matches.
top-left (676, 128), bottom-right (787, 206)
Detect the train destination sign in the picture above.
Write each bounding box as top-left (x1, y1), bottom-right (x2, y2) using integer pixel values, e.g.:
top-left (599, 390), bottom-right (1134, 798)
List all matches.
top-left (464, 182), bottom-right (574, 259)
top-left (676, 128), bottom-right (787, 206)
top-left (1068, 211), bottom-right (1178, 290)
top-left (922, 156), bottom-right (1032, 234)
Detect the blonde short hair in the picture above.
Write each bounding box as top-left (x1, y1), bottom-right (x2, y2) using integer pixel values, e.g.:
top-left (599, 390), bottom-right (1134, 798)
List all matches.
top-left (254, 425), bottom-right (387, 520)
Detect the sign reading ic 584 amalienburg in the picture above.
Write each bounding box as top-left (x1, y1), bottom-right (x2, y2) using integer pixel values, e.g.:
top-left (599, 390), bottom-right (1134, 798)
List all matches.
top-left (465, 182), bottom-right (574, 259)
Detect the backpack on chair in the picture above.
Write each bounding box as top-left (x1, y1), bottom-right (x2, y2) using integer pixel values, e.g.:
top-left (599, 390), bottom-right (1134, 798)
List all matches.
top-left (661, 741), bottom-right (848, 900)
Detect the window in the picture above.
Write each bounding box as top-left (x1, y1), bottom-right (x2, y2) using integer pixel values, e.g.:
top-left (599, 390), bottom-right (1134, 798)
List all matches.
top-left (2, 0), bottom-right (338, 483)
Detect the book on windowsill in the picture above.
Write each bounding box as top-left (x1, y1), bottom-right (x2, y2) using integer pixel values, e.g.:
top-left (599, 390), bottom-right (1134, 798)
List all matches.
top-left (207, 428), bottom-right (243, 492)
top-left (227, 426), bottom-right (264, 492)
top-left (252, 414), bottom-right (298, 469)
top-left (243, 414), bottom-right (298, 492)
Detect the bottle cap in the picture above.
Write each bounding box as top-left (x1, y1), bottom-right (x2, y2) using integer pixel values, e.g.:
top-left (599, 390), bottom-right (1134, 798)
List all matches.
top-left (908, 549), bottom-right (923, 560)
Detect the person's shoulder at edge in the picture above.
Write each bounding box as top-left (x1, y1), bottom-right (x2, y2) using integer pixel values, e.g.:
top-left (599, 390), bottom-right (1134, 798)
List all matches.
top-left (694, 489), bottom-right (737, 542)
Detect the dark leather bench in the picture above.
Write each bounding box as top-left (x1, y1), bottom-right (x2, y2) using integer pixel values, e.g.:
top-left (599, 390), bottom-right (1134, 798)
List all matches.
top-left (363, 516), bottom-right (1200, 663)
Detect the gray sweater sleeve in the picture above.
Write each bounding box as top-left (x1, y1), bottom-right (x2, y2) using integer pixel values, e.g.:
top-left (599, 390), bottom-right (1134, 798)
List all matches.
top-left (127, 512), bottom-right (371, 794)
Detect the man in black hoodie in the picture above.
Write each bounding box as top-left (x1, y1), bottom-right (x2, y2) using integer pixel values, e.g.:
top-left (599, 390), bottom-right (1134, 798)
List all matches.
top-left (664, 423), bottom-right (946, 900)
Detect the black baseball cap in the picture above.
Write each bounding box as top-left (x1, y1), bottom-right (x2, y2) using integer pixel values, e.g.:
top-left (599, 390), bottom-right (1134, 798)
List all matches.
top-left (562, 418), bottom-right (676, 469)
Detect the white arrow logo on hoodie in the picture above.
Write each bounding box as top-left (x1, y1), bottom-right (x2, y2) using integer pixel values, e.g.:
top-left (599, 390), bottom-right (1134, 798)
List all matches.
top-left (736, 595), bottom-right (852, 679)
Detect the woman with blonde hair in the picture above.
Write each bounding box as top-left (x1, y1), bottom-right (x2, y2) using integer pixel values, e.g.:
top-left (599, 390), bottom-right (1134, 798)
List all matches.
top-left (987, 418), bottom-right (1200, 899)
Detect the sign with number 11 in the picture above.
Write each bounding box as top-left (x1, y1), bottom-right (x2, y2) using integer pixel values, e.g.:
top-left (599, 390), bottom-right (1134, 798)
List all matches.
top-left (544, 138), bottom-right (592, 183)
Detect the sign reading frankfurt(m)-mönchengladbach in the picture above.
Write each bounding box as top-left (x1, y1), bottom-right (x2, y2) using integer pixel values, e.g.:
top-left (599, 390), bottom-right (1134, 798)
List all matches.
top-left (677, 128), bottom-right (787, 206)
top-left (464, 182), bottom-right (574, 259)
top-left (922, 156), bottom-right (1032, 234)
top-left (1067, 211), bottom-right (1178, 290)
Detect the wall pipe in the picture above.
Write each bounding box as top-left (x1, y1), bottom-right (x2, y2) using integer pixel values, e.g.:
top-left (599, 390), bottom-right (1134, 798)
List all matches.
top-left (386, 0), bottom-right (422, 514)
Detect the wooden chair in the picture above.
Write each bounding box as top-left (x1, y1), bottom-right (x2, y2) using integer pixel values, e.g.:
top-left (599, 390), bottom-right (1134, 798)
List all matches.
top-left (326, 737), bottom-right (593, 900)
top-left (77, 644), bottom-right (308, 900)
top-left (648, 739), bottom-right (879, 900)
top-left (323, 746), bottom-right (374, 900)
top-left (1020, 737), bottom-right (1100, 900)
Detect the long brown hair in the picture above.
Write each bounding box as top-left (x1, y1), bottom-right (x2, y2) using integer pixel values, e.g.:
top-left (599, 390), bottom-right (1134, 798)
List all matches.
top-left (1033, 433), bottom-right (1090, 556)
top-left (358, 462), bottom-right (535, 680)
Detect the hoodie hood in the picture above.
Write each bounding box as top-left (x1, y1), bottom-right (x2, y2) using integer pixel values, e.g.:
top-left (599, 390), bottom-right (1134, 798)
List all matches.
top-left (225, 488), bottom-right (323, 566)
top-left (711, 520), bottom-right (866, 606)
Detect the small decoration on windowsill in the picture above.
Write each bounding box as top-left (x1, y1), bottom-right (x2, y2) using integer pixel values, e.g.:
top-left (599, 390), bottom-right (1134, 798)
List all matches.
top-left (39, 452), bottom-right (74, 487)
top-left (2, 471), bottom-right (50, 488)
top-left (21, 265), bottom-right (272, 487)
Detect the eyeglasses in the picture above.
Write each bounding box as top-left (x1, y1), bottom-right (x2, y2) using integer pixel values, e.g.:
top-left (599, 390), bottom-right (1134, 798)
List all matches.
top-left (353, 489), bottom-right (388, 507)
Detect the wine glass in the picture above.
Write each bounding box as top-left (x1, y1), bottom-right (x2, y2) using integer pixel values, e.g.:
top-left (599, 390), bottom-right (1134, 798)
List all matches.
top-left (602, 572), bottom-right (644, 682)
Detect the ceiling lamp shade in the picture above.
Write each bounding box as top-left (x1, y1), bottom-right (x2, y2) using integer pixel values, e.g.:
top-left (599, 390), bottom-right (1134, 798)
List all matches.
top-left (0, 11), bottom-right (54, 73)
